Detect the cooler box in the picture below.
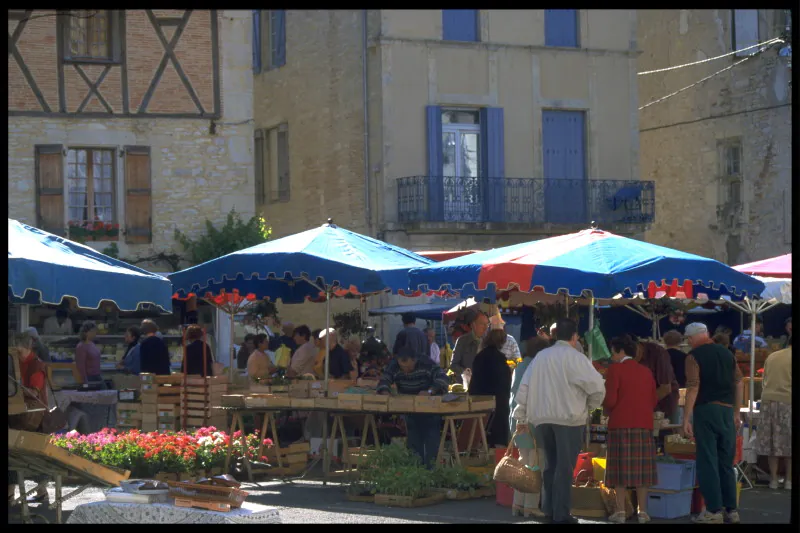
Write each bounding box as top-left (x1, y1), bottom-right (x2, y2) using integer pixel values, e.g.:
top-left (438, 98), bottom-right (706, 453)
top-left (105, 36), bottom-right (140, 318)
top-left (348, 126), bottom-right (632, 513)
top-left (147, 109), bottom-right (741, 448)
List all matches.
top-left (651, 459), bottom-right (696, 491)
top-left (647, 490), bottom-right (693, 519)
top-left (495, 446), bottom-right (519, 508)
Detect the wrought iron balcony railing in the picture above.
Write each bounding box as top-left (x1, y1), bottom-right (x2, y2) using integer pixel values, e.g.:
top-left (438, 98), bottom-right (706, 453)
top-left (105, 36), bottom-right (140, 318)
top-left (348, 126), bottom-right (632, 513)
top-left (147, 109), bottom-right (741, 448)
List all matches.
top-left (397, 176), bottom-right (655, 225)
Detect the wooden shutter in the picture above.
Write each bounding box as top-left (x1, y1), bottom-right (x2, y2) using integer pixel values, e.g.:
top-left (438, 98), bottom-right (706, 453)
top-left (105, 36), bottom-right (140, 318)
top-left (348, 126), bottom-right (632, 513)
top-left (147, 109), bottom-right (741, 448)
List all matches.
top-left (733, 10), bottom-right (759, 56)
top-left (252, 10), bottom-right (262, 73)
top-left (276, 125), bottom-right (290, 201)
top-left (124, 146), bottom-right (152, 244)
top-left (35, 145), bottom-right (65, 236)
top-left (254, 129), bottom-right (266, 208)
top-left (545, 9), bottom-right (579, 48)
top-left (426, 105), bottom-right (444, 221)
top-left (273, 10), bottom-right (286, 68)
top-left (442, 10), bottom-right (479, 42)
top-left (480, 107), bottom-right (505, 222)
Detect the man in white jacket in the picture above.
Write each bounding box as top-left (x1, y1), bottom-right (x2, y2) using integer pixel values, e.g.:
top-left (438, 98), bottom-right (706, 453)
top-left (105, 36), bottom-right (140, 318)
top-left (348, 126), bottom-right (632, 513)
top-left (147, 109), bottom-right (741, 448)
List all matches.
top-left (513, 318), bottom-right (605, 524)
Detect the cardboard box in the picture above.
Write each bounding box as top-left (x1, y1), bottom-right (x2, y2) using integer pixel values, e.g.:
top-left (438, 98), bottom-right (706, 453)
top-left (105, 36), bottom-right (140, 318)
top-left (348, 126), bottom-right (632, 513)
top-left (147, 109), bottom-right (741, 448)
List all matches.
top-left (665, 441), bottom-right (696, 455)
top-left (142, 414), bottom-right (158, 424)
top-left (117, 389), bottom-right (139, 402)
top-left (469, 395), bottom-right (496, 412)
top-left (157, 404), bottom-right (179, 412)
top-left (388, 395), bottom-right (415, 412)
top-left (314, 397), bottom-right (338, 409)
top-left (356, 378), bottom-right (378, 389)
top-left (140, 373), bottom-right (155, 384)
top-left (186, 417), bottom-right (208, 426)
top-left (291, 397), bottom-right (316, 409)
top-left (249, 383), bottom-right (272, 394)
top-left (158, 422), bottom-right (179, 431)
top-left (117, 413), bottom-right (142, 423)
top-left (140, 392), bottom-right (159, 404)
top-left (116, 402), bottom-right (142, 414)
top-left (327, 379), bottom-right (352, 397)
top-left (141, 423), bottom-right (158, 432)
top-left (337, 394), bottom-right (364, 410)
top-left (363, 394), bottom-right (389, 405)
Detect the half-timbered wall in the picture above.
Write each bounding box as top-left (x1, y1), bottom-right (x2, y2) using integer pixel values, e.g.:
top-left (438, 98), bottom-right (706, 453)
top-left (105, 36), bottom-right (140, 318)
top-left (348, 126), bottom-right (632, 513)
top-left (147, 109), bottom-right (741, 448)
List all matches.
top-left (9, 9), bottom-right (220, 118)
top-left (8, 10), bottom-right (254, 273)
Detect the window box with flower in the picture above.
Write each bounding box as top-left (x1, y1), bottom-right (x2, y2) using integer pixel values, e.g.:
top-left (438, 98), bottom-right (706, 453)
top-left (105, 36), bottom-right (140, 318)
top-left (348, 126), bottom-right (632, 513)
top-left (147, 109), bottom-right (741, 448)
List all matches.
top-left (68, 220), bottom-right (120, 242)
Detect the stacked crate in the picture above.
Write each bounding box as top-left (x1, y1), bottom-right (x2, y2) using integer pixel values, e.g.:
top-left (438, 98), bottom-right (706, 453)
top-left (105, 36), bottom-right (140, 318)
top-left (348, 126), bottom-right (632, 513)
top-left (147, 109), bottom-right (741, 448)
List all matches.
top-left (266, 442), bottom-right (311, 476)
top-left (140, 373), bottom-right (183, 432)
top-left (181, 375), bottom-right (229, 430)
top-left (116, 401), bottom-right (142, 431)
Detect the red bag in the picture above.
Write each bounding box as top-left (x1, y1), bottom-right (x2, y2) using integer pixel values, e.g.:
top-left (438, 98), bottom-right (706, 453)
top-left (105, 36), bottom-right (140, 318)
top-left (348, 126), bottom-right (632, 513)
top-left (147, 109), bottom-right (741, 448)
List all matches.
top-left (574, 452), bottom-right (595, 484)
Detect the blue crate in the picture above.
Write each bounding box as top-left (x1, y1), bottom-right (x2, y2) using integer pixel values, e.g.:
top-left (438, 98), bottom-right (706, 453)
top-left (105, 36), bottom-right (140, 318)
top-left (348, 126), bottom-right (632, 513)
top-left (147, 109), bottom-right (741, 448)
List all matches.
top-left (651, 459), bottom-right (696, 491)
top-left (647, 489), bottom-right (693, 519)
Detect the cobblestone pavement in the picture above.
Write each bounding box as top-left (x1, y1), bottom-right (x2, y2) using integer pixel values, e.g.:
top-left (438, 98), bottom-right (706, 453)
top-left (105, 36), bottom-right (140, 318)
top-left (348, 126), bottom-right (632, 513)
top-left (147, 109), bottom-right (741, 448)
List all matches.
top-left (8, 478), bottom-right (792, 524)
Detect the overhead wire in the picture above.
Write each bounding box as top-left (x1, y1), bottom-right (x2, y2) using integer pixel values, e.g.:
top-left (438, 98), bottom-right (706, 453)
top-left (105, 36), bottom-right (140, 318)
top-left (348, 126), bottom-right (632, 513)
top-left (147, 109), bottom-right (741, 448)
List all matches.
top-left (638, 37), bottom-right (784, 76)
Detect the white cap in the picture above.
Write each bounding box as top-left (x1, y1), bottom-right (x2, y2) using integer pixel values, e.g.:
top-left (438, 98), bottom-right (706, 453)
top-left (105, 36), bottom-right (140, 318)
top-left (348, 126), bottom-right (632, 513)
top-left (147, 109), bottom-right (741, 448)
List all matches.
top-left (684, 323), bottom-right (708, 337)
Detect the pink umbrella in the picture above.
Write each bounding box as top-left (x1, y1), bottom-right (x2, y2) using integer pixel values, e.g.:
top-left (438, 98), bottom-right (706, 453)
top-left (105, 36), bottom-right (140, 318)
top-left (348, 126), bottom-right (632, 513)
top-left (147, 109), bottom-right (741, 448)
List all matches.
top-left (733, 253), bottom-right (792, 278)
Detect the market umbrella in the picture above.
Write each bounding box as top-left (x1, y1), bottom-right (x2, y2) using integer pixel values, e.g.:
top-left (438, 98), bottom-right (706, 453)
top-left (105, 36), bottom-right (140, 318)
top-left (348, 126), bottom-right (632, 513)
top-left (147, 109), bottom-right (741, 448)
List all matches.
top-left (169, 219), bottom-right (437, 382)
top-left (8, 218), bottom-right (173, 311)
top-left (733, 253), bottom-right (792, 279)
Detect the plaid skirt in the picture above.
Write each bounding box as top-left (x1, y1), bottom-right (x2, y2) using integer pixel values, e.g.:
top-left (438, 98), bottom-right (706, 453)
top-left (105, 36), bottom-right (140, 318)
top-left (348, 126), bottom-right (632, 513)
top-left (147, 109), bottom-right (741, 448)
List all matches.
top-left (605, 428), bottom-right (658, 488)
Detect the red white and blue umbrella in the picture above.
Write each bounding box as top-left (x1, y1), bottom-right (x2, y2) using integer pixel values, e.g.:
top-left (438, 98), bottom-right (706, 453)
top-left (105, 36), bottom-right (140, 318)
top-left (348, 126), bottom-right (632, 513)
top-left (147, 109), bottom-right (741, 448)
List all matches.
top-left (408, 228), bottom-right (764, 301)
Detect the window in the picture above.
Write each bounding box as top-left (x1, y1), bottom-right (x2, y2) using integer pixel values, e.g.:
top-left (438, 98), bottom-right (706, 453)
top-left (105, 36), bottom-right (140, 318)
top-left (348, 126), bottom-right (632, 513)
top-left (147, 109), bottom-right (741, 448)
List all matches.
top-left (63, 10), bottom-right (114, 61)
top-left (255, 125), bottom-right (291, 206)
top-left (442, 10), bottom-right (479, 42)
top-left (545, 9), bottom-right (579, 48)
top-left (732, 10), bottom-right (760, 56)
top-left (717, 139), bottom-right (744, 227)
top-left (67, 148), bottom-right (115, 224)
top-left (256, 10), bottom-right (286, 71)
top-left (442, 109), bottom-right (481, 178)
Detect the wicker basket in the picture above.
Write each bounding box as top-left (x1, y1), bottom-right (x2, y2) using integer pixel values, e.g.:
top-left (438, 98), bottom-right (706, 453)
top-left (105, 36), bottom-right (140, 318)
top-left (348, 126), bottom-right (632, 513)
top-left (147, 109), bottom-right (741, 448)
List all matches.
top-left (493, 429), bottom-right (542, 494)
top-left (166, 480), bottom-right (249, 508)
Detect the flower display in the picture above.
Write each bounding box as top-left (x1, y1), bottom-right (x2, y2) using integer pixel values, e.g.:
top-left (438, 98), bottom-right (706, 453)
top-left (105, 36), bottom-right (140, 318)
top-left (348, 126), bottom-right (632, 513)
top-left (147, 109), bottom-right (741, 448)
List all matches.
top-left (68, 220), bottom-right (120, 242)
top-left (50, 427), bottom-right (273, 477)
top-left (506, 357), bottom-right (524, 370)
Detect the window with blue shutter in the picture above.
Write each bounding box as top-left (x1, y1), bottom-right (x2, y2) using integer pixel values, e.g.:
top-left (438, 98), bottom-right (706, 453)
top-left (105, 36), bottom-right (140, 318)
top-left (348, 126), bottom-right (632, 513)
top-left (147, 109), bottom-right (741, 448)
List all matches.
top-left (426, 105), bottom-right (444, 221)
top-left (443, 10), bottom-right (479, 42)
top-left (252, 10), bottom-right (261, 73)
top-left (270, 10), bottom-right (286, 68)
top-left (480, 108), bottom-right (505, 222)
top-left (545, 9), bottom-right (579, 48)
top-left (542, 110), bottom-right (586, 224)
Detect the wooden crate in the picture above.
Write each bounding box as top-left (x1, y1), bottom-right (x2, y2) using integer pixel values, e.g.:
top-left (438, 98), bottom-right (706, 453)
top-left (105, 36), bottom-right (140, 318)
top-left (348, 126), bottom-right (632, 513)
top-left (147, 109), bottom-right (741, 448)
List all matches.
top-left (289, 382), bottom-right (310, 398)
top-left (13, 430), bottom-right (130, 486)
top-left (469, 395), bottom-right (496, 412)
top-left (414, 395), bottom-right (443, 413)
top-left (327, 379), bottom-right (353, 397)
top-left (142, 403), bottom-right (158, 414)
top-left (388, 396), bottom-right (415, 412)
top-left (440, 399), bottom-right (470, 413)
top-left (250, 383), bottom-right (272, 393)
top-left (362, 402), bottom-right (389, 413)
top-left (314, 397), bottom-right (338, 409)
top-left (346, 493), bottom-right (375, 503)
top-left (116, 402), bottom-right (142, 415)
top-left (140, 373), bottom-right (155, 384)
top-left (665, 441), bottom-right (696, 455)
top-left (270, 385), bottom-right (289, 393)
top-left (117, 414), bottom-right (143, 424)
top-left (158, 405), bottom-right (180, 413)
top-left (337, 394), bottom-right (364, 411)
top-left (154, 374), bottom-right (184, 385)
top-left (290, 397), bottom-right (315, 409)
top-left (356, 378), bottom-right (379, 389)
top-left (142, 414), bottom-right (158, 424)
top-left (374, 492), bottom-right (446, 508)
top-left (244, 394), bottom-right (291, 408)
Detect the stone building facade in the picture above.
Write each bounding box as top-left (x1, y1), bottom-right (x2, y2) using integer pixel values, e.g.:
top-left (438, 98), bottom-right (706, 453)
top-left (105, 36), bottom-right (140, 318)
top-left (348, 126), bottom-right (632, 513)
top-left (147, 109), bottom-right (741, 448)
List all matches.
top-left (252, 9), bottom-right (651, 332)
top-left (8, 9), bottom-right (255, 273)
top-left (638, 9), bottom-right (792, 264)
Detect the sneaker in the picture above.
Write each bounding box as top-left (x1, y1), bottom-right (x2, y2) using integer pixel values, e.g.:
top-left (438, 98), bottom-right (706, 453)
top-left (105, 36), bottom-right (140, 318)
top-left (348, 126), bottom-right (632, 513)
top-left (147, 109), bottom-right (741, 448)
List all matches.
top-left (769, 480), bottom-right (779, 490)
top-left (553, 516), bottom-right (580, 525)
top-left (692, 510), bottom-right (724, 524)
top-left (638, 512), bottom-right (651, 524)
top-left (784, 481), bottom-right (792, 491)
top-left (609, 511), bottom-right (627, 524)
top-left (724, 510), bottom-right (740, 524)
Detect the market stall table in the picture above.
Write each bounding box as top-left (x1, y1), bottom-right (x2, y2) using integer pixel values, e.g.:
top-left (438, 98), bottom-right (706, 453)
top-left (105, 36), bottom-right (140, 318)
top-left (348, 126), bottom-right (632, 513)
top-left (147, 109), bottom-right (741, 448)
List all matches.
top-left (66, 501), bottom-right (282, 524)
top-left (54, 388), bottom-right (118, 433)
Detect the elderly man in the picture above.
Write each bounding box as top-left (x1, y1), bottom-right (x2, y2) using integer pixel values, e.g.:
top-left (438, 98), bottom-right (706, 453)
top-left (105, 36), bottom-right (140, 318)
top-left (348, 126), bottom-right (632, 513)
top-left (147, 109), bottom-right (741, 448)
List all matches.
top-left (683, 323), bottom-right (743, 524)
top-left (514, 318), bottom-right (605, 525)
top-left (540, 322), bottom-right (584, 354)
top-left (450, 310), bottom-right (489, 375)
top-left (320, 328), bottom-right (356, 380)
top-left (423, 327), bottom-right (440, 365)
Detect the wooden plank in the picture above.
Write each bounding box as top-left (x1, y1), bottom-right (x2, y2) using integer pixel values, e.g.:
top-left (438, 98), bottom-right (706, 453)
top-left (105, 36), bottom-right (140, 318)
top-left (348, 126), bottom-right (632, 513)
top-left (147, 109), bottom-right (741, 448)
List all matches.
top-left (35, 145), bottom-right (65, 235)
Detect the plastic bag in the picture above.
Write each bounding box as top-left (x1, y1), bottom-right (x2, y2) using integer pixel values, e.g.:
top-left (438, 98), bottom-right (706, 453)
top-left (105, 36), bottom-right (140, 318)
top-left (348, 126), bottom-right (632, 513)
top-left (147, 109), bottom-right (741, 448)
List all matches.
top-left (275, 345), bottom-right (292, 369)
top-left (586, 322), bottom-right (612, 361)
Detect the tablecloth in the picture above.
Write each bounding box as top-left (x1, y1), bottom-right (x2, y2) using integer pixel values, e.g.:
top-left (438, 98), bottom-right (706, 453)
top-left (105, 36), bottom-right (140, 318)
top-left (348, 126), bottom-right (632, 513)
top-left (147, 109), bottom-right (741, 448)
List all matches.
top-left (54, 389), bottom-right (119, 410)
top-left (66, 501), bottom-right (282, 524)
top-left (55, 390), bottom-right (118, 433)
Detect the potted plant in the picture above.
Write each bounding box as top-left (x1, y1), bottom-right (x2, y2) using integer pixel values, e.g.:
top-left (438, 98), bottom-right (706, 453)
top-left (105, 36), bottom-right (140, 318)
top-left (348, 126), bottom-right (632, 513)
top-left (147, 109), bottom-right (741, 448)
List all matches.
top-left (431, 465), bottom-right (492, 500)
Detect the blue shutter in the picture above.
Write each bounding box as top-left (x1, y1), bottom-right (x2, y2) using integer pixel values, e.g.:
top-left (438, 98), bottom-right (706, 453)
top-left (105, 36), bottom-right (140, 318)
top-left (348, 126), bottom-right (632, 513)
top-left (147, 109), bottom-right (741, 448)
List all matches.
top-left (273, 10), bottom-right (286, 67)
top-left (426, 105), bottom-right (444, 222)
top-left (545, 9), bottom-right (578, 48)
top-left (480, 107), bottom-right (505, 223)
top-left (542, 110), bottom-right (586, 224)
top-left (442, 10), bottom-right (479, 42)
top-left (252, 10), bottom-right (261, 73)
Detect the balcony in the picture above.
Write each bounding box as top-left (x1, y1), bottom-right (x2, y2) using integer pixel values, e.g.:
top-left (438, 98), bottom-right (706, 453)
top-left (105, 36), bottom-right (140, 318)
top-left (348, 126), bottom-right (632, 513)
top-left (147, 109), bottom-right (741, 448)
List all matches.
top-left (397, 176), bottom-right (655, 227)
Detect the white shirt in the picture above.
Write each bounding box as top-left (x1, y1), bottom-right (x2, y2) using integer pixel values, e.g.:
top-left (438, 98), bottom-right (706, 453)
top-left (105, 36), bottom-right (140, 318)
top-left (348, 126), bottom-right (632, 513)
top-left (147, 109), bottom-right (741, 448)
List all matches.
top-left (512, 340), bottom-right (605, 427)
top-left (43, 316), bottom-right (73, 335)
top-left (501, 334), bottom-right (521, 360)
top-left (429, 342), bottom-right (441, 365)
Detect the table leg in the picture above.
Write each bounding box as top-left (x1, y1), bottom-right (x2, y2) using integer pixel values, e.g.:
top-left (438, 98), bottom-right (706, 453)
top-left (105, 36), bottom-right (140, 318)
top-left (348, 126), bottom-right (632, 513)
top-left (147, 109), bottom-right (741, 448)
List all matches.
top-left (54, 475), bottom-right (62, 524)
top-left (269, 413), bottom-right (284, 469)
top-left (235, 413), bottom-right (253, 482)
top-left (477, 415), bottom-right (490, 462)
top-left (337, 416), bottom-right (350, 474)
top-left (355, 415), bottom-right (370, 471)
top-left (449, 419), bottom-right (462, 467)
top-left (224, 414), bottom-right (239, 473)
top-left (16, 470), bottom-right (31, 524)
top-left (255, 413), bottom-right (269, 460)
top-left (369, 415), bottom-right (381, 450)
top-left (465, 416), bottom-right (478, 458)
top-left (436, 417), bottom-right (451, 466)
top-left (322, 414), bottom-right (330, 483)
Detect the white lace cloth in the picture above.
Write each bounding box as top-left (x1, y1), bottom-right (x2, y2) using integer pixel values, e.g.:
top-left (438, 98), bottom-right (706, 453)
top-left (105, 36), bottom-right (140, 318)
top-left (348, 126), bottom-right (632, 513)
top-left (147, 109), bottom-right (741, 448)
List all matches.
top-left (54, 389), bottom-right (118, 410)
top-left (66, 501), bottom-right (282, 524)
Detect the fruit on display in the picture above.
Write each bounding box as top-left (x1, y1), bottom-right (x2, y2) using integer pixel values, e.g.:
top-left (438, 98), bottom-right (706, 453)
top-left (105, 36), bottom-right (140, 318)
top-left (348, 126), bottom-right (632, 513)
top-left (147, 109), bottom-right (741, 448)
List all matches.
top-left (448, 384), bottom-right (465, 393)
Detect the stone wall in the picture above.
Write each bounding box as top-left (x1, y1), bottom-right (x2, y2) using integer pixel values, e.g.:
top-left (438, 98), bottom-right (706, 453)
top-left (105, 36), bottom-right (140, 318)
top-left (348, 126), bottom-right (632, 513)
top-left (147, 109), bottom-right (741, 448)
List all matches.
top-left (7, 10), bottom-right (255, 273)
top-left (638, 9), bottom-right (792, 264)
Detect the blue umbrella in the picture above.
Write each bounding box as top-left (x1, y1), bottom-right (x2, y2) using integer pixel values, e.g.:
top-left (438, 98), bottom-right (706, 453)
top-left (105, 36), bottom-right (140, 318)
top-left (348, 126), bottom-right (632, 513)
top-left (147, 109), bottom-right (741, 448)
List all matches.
top-left (8, 218), bottom-right (173, 311)
top-left (169, 220), bottom-right (435, 382)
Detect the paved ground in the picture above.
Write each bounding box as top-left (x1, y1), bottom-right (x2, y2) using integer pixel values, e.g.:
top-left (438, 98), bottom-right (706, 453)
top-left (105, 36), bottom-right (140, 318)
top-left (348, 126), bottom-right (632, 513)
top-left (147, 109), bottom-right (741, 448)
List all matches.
top-left (9, 476), bottom-right (792, 524)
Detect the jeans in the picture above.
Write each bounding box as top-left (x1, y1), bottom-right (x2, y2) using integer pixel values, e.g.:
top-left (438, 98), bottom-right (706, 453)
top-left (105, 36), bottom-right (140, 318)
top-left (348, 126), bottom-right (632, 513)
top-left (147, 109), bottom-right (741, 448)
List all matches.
top-left (535, 423), bottom-right (584, 522)
top-left (694, 403), bottom-right (737, 512)
top-left (404, 414), bottom-right (442, 468)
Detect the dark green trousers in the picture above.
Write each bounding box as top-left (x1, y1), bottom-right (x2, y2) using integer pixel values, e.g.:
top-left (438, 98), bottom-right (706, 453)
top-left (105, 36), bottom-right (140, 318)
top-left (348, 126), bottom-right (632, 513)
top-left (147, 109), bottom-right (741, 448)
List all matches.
top-left (694, 403), bottom-right (737, 512)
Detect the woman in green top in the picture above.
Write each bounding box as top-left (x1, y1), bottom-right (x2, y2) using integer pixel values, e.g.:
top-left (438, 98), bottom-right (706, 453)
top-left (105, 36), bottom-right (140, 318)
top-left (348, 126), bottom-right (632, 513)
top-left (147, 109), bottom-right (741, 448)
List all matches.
top-left (509, 336), bottom-right (550, 518)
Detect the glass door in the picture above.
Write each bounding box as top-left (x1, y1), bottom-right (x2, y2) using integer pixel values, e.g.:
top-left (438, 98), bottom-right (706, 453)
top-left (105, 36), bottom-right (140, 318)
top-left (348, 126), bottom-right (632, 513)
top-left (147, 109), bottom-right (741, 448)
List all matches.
top-left (442, 110), bottom-right (482, 222)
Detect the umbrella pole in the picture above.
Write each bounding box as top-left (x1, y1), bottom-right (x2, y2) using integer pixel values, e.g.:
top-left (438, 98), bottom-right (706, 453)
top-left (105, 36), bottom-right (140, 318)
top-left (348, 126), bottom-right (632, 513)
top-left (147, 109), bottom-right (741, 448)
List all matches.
top-left (325, 292), bottom-right (331, 385)
top-left (588, 299), bottom-right (594, 360)
top-left (749, 307), bottom-right (756, 417)
top-left (230, 309), bottom-right (235, 383)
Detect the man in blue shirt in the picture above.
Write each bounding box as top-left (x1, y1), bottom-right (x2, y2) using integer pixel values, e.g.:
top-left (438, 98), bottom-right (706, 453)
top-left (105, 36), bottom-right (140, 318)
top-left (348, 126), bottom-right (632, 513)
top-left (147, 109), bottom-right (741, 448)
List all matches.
top-left (732, 317), bottom-right (767, 352)
top-left (392, 313), bottom-right (428, 359)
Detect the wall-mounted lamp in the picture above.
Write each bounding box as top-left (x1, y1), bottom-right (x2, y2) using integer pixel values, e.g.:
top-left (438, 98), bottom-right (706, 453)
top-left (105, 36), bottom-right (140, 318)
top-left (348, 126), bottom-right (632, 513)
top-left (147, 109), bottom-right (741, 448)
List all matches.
top-left (209, 120), bottom-right (217, 135)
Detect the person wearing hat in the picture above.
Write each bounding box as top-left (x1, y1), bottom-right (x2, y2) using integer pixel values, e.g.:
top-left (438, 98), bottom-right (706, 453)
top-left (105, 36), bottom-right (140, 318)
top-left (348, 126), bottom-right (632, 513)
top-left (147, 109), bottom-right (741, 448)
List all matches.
top-left (469, 313), bottom-right (513, 448)
top-left (683, 322), bottom-right (743, 524)
top-left (377, 345), bottom-right (449, 468)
